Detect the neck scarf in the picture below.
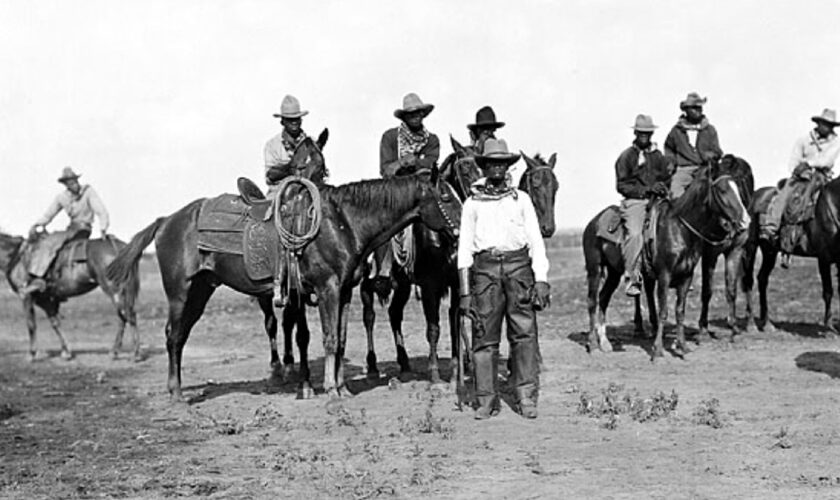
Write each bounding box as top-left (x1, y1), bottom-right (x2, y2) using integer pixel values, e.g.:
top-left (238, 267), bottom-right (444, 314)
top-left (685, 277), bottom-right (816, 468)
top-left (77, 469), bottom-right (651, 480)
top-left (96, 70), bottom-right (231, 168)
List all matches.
top-left (397, 123), bottom-right (430, 159)
top-left (633, 141), bottom-right (658, 166)
top-left (470, 176), bottom-right (517, 201)
top-left (281, 130), bottom-right (307, 154)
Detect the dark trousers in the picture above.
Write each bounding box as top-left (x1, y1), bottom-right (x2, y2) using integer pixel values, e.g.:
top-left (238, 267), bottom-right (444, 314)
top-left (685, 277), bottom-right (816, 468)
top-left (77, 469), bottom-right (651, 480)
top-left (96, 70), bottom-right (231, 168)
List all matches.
top-left (25, 226), bottom-right (91, 277)
top-left (471, 247), bottom-right (539, 406)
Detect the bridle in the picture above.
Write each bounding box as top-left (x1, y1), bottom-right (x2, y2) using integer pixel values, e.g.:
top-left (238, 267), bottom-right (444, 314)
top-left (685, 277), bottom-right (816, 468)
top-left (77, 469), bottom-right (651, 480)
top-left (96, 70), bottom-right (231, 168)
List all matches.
top-left (520, 163), bottom-right (556, 198)
top-left (450, 156), bottom-right (478, 201)
top-left (432, 180), bottom-right (462, 236)
top-left (290, 138), bottom-right (328, 182)
top-left (678, 173), bottom-right (742, 246)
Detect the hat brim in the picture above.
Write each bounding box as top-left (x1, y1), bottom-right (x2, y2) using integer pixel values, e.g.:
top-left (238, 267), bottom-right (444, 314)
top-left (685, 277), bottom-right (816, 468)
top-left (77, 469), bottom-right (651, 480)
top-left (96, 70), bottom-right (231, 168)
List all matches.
top-left (394, 104), bottom-right (434, 120)
top-left (476, 153), bottom-right (520, 168)
top-left (632, 126), bottom-right (657, 132)
top-left (58, 174), bottom-right (80, 183)
top-left (467, 121), bottom-right (505, 131)
top-left (273, 110), bottom-right (309, 119)
top-left (680, 101), bottom-right (706, 110)
top-left (812, 116), bottom-right (840, 127)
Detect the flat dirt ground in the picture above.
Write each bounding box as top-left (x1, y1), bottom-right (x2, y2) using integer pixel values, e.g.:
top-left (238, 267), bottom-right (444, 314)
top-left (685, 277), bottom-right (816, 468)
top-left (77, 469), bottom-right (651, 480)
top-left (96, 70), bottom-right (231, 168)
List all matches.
top-left (2, 245), bottom-right (840, 499)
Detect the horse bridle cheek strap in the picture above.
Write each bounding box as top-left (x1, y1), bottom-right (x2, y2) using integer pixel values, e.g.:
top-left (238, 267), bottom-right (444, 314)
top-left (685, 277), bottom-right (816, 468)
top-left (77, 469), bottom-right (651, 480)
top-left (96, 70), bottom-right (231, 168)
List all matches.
top-left (680, 174), bottom-right (738, 246)
top-left (434, 182), bottom-right (461, 236)
top-left (523, 165), bottom-right (553, 197)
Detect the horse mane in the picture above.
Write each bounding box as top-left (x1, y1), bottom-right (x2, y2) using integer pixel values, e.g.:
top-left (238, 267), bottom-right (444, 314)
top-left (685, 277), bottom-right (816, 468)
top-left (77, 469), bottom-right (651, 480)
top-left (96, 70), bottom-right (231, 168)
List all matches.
top-left (532, 153), bottom-right (545, 163)
top-left (718, 154), bottom-right (755, 206)
top-left (320, 176), bottom-right (424, 212)
top-left (671, 165), bottom-right (713, 215)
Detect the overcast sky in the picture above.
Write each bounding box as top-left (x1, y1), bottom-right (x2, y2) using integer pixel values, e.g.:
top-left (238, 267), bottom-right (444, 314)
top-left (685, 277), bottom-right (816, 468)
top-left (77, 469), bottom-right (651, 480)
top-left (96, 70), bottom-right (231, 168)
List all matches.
top-left (2, 0), bottom-right (840, 237)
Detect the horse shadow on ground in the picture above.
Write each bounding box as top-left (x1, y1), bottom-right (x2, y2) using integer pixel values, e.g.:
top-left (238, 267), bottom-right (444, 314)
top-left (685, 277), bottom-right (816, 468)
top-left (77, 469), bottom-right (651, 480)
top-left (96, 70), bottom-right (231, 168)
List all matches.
top-left (0, 346), bottom-right (165, 362)
top-left (183, 354), bottom-right (452, 404)
top-left (795, 351), bottom-right (840, 379)
top-left (567, 321), bottom-right (705, 359)
top-left (771, 321), bottom-right (834, 339)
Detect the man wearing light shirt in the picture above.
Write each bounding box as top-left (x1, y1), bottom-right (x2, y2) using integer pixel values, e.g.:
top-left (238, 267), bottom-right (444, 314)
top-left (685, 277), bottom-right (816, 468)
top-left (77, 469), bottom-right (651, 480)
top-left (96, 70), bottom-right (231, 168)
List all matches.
top-left (457, 138), bottom-right (550, 420)
top-left (264, 94), bottom-right (309, 197)
top-left (19, 167), bottom-right (109, 297)
top-left (761, 108), bottom-right (840, 255)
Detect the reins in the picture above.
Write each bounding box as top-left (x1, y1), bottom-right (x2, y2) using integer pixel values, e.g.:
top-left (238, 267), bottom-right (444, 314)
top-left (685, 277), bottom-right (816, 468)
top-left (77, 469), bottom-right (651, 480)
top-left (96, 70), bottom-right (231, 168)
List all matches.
top-left (677, 174), bottom-right (738, 246)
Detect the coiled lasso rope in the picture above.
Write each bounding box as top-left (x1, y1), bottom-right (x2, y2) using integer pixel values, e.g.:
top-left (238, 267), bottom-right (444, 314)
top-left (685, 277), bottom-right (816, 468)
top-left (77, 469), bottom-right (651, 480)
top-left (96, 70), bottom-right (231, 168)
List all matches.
top-left (272, 176), bottom-right (322, 253)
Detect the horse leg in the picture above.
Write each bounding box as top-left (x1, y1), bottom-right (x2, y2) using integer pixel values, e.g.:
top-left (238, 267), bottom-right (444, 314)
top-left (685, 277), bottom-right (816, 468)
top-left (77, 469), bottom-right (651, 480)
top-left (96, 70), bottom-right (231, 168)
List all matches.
top-left (672, 280), bottom-right (692, 356)
top-left (653, 274), bottom-right (670, 360)
top-left (595, 268), bottom-right (620, 351)
top-left (388, 272), bottom-right (412, 374)
top-left (281, 300), bottom-right (297, 378)
top-left (586, 267), bottom-right (601, 352)
top-left (335, 288), bottom-right (353, 398)
top-left (107, 289), bottom-right (129, 360)
top-left (360, 279), bottom-right (380, 377)
top-left (741, 238), bottom-right (759, 335)
top-left (724, 247), bottom-right (744, 340)
top-left (818, 258), bottom-right (836, 334)
top-left (257, 295), bottom-right (282, 376)
top-left (166, 279), bottom-right (215, 401)
top-left (317, 284), bottom-right (341, 399)
top-left (295, 304), bottom-right (313, 399)
top-left (38, 299), bottom-right (72, 360)
top-left (20, 297), bottom-right (38, 362)
top-left (698, 250), bottom-right (715, 340)
top-left (419, 287), bottom-right (443, 384)
top-left (757, 243), bottom-right (777, 332)
top-left (643, 276), bottom-right (658, 334)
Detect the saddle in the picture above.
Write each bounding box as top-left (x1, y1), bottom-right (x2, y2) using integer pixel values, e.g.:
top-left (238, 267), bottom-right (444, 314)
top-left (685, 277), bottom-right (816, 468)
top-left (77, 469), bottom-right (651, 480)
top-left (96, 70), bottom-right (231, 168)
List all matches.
top-left (595, 200), bottom-right (663, 246)
top-left (196, 177), bottom-right (318, 282)
top-left (778, 169), bottom-right (829, 255)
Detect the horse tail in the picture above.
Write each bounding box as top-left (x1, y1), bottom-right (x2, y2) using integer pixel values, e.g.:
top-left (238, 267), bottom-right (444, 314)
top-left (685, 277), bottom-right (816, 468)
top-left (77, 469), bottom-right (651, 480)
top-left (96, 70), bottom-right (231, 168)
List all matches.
top-left (106, 217), bottom-right (165, 286)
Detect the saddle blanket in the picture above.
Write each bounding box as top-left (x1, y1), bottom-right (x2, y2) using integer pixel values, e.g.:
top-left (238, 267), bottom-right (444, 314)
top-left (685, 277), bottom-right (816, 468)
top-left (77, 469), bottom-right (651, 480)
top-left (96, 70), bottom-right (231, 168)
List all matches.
top-left (594, 205), bottom-right (623, 244)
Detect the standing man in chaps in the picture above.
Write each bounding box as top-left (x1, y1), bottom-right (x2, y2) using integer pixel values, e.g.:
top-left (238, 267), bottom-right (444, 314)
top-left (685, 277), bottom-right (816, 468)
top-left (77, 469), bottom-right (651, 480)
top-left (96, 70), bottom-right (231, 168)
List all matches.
top-left (467, 105), bottom-right (505, 155)
top-left (664, 92), bottom-right (723, 199)
top-left (264, 94), bottom-right (309, 197)
top-left (376, 93), bottom-right (440, 280)
top-left (458, 138), bottom-right (550, 420)
top-left (615, 115), bottom-right (674, 296)
top-left (18, 167), bottom-right (109, 297)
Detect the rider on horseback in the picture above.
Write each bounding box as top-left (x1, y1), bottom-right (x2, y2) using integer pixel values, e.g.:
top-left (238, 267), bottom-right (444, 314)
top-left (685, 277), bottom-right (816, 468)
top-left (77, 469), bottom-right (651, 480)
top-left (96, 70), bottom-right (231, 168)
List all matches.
top-left (664, 92), bottom-right (723, 199)
top-left (264, 95), bottom-right (310, 197)
top-left (458, 138), bottom-right (550, 420)
top-left (761, 108), bottom-right (840, 266)
top-left (615, 115), bottom-right (674, 297)
top-left (467, 106), bottom-right (505, 155)
top-left (376, 93), bottom-right (440, 281)
top-left (19, 167), bottom-right (109, 297)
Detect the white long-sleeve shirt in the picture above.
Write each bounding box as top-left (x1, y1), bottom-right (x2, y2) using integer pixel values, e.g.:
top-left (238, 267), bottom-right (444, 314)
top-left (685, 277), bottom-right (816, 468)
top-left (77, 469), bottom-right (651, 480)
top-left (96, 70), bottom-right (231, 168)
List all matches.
top-left (35, 185), bottom-right (109, 231)
top-left (457, 190), bottom-right (550, 282)
top-left (788, 130), bottom-right (840, 171)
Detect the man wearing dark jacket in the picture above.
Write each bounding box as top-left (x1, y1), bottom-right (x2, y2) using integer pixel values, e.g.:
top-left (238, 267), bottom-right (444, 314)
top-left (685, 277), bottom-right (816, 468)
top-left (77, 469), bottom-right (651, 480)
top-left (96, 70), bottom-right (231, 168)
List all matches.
top-left (616, 115), bottom-right (674, 296)
top-left (664, 92), bottom-right (723, 198)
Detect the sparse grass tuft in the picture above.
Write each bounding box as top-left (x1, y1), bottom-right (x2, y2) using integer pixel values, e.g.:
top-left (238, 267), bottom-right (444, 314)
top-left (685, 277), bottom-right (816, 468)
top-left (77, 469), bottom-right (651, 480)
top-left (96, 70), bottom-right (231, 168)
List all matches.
top-left (692, 398), bottom-right (726, 428)
top-left (577, 383), bottom-right (678, 429)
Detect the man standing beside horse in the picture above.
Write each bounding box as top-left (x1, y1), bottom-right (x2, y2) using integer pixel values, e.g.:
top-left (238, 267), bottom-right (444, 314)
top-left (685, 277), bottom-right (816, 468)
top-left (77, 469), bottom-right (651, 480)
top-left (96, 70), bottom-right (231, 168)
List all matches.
top-left (615, 115), bottom-right (674, 296)
top-left (664, 92), bottom-right (723, 198)
top-left (19, 167), bottom-right (109, 297)
top-left (458, 138), bottom-right (550, 420)
top-left (760, 108), bottom-right (840, 265)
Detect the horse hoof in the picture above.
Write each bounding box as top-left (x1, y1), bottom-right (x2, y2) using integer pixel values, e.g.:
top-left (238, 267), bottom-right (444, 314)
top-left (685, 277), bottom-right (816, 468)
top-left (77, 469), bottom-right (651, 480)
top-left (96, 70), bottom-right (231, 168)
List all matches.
top-left (338, 387), bottom-right (354, 398)
top-left (429, 371), bottom-right (442, 385)
top-left (61, 350), bottom-right (74, 361)
top-left (111, 351), bottom-right (119, 361)
top-left (298, 384), bottom-right (315, 400)
top-left (745, 322), bottom-right (760, 336)
top-left (601, 340), bottom-right (614, 353)
top-left (27, 353), bottom-right (37, 363)
top-left (366, 367), bottom-right (380, 380)
top-left (282, 365), bottom-right (295, 380)
top-left (761, 321), bottom-right (777, 334)
top-left (133, 353), bottom-right (144, 363)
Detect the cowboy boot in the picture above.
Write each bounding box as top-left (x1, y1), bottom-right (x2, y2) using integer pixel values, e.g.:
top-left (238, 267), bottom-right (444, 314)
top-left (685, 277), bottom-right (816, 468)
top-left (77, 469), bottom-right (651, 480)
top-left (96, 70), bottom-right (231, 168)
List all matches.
top-left (473, 346), bottom-right (500, 420)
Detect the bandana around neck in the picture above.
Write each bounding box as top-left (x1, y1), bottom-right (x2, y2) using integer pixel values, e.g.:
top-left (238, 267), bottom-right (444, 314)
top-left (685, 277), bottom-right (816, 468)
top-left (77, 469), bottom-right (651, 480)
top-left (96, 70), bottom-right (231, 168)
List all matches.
top-left (470, 176), bottom-right (517, 201)
top-left (397, 123), bottom-right (430, 158)
top-left (281, 130), bottom-right (307, 153)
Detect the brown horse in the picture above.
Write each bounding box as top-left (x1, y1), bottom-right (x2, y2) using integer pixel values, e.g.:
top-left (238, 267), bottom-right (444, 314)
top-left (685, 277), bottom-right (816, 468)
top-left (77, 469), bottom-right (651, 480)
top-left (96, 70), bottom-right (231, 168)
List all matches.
top-left (359, 139), bottom-right (558, 382)
top-left (743, 173), bottom-right (840, 333)
top-left (584, 160), bottom-right (750, 358)
top-left (106, 167), bottom-right (461, 401)
top-left (358, 136), bottom-right (478, 383)
top-left (0, 232), bottom-right (140, 362)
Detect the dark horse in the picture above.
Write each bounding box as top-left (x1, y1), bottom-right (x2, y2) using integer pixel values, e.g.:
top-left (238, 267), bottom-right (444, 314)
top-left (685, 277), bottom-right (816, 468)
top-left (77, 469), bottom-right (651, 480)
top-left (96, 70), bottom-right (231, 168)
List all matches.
top-left (0, 232), bottom-right (140, 361)
top-left (106, 167), bottom-right (461, 400)
top-left (359, 136), bottom-right (558, 382)
top-left (584, 159), bottom-right (750, 358)
top-left (743, 173), bottom-right (840, 333)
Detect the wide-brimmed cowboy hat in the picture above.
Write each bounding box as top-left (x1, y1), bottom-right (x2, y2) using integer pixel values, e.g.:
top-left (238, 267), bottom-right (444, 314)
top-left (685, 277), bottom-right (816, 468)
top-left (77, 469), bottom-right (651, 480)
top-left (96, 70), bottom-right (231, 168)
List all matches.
top-left (272, 95), bottom-right (309, 119)
top-left (57, 166), bottom-right (81, 183)
top-left (467, 106), bottom-right (505, 131)
top-left (394, 93), bottom-right (434, 120)
top-left (475, 138), bottom-right (520, 168)
top-left (679, 92), bottom-right (707, 110)
top-left (812, 108), bottom-right (840, 127)
top-left (631, 114), bottom-right (658, 132)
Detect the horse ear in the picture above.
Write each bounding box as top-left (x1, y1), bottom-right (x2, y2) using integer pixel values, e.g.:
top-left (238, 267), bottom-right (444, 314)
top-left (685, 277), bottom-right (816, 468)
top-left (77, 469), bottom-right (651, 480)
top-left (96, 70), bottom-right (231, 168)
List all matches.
top-left (548, 153), bottom-right (557, 168)
top-left (317, 128), bottom-right (329, 150)
top-left (520, 151), bottom-right (534, 168)
top-left (450, 135), bottom-right (466, 155)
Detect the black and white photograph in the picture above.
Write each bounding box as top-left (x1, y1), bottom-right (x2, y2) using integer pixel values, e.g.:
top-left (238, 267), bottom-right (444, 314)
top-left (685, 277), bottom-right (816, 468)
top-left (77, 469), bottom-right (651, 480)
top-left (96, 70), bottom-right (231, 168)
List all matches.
top-left (2, 1), bottom-right (840, 498)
